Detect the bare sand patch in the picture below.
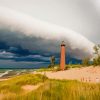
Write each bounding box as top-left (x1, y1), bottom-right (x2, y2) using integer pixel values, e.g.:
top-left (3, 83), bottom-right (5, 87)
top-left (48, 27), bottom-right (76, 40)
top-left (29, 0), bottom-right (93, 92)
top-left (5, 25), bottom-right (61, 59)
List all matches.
top-left (0, 94), bottom-right (4, 100)
top-left (0, 78), bottom-right (9, 81)
top-left (22, 83), bottom-right (43, 92)
top-left (36, 66), bottom-right (100, 83)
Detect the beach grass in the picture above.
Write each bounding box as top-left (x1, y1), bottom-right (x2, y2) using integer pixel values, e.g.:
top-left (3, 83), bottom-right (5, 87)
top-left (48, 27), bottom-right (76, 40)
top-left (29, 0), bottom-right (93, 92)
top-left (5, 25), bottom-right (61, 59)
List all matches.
top-left (0, 74), bottom-right (48, 94)
top-left (0, 74), bottom-right (100, 100)
top-left (22, 80), bottom-right (100, 100)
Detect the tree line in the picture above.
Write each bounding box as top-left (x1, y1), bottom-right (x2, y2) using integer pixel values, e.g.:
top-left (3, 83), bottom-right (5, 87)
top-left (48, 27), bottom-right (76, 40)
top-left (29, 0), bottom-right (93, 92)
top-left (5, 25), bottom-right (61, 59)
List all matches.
top-left (82, 44), bottom-right (100, 66)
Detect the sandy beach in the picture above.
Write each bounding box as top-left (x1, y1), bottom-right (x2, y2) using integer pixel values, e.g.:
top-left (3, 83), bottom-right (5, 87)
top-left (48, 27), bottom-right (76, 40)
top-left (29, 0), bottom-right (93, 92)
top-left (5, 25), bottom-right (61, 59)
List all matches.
top-left (36, 66), bottom-right (100, 83)
top-left (1, 66), bottom-right (100, 83)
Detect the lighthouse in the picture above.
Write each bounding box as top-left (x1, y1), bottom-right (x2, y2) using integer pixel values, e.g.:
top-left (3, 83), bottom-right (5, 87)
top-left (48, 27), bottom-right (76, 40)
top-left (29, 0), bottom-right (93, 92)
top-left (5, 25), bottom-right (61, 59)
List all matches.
top-left (60, 41), bottom-right (66, 70)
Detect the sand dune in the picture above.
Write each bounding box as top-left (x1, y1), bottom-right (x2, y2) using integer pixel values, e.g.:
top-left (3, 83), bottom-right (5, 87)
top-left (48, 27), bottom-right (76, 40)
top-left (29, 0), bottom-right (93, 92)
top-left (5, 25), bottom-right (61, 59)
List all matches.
top-left (37, 66), bottom-right (100, 83)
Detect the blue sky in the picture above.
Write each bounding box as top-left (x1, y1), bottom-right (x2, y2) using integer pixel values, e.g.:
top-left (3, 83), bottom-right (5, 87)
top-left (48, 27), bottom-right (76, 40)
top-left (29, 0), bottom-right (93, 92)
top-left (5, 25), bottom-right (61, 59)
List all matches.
top-left (0, 0), bottom-right (99, 68)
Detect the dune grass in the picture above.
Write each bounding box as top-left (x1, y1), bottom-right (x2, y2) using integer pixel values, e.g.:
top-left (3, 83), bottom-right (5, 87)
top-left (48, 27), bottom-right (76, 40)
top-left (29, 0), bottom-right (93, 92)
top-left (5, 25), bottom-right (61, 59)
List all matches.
top-left (21, 80), bottom-right (100, 100)
top-left (0, 74), bottom-right (100, 100)
top-left (0, 74), bottom-right (47, 94)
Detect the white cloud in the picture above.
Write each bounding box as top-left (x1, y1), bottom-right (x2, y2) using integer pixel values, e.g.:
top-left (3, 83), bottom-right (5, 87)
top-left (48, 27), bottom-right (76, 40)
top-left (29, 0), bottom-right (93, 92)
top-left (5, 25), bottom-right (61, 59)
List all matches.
top-left (0, 0), bottom-right (100, 43)
top-left (91, 0), bottom-right (100, 13)
top-left (0, 50), bottom-right (15, 58)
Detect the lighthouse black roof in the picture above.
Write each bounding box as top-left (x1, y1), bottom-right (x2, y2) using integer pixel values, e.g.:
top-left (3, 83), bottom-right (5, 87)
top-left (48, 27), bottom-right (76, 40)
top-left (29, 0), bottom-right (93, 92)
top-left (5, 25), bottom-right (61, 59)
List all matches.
top-left (61, 41), bottom-right (65, 46)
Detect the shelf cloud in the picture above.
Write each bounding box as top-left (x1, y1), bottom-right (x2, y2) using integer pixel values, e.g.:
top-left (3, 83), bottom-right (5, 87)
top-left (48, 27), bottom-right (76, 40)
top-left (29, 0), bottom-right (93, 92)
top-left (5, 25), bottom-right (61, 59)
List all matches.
top-left (0, 6), bottom-right (95, 67)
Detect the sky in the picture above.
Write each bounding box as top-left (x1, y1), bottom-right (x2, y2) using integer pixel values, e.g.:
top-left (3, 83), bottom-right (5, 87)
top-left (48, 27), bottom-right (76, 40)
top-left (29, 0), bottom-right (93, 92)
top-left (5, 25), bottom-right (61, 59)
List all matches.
top-left (0, 0), bottom-right (99, 68)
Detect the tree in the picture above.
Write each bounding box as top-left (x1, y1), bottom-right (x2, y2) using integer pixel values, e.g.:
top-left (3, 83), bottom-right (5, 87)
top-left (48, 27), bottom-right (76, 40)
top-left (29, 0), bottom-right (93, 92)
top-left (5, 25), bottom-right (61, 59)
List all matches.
top-left (93, 44), bottom-right (100, 66)
top-left (93, 45), bottom-right (99, 56)
top-left (50, 56), bottom-right (55, 67)
top-left (82, 58), bottom-right (90, 66)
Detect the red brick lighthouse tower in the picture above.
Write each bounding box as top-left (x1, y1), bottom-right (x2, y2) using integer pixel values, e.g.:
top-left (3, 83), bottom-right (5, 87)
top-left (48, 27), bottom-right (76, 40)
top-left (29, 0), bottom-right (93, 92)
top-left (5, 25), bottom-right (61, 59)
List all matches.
top-left (60, 41), bottom-right (66, 70)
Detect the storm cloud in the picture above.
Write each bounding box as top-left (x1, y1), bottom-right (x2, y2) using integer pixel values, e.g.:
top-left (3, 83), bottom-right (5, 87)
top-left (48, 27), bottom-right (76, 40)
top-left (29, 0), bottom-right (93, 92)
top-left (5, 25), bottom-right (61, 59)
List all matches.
top-left (0, 6), bottom-right (95, 67)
